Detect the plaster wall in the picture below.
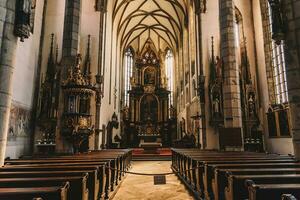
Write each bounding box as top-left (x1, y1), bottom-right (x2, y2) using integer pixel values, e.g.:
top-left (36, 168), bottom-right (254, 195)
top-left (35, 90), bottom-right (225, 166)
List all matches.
top-left (100, 1), bottom-right (119, 145)
top-left (6, 0), bottom-right (45, 158)
top-left (201, 0), bottom-right (220, 149)
top-left (80, 0), bottom-right (100, 150)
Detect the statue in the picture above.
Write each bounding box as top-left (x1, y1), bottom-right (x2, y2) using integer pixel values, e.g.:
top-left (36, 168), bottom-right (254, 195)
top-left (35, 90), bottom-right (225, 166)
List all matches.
top-left (268, 0), bottom-right (285, 44)
top-left (169, 105), bottom-right (176, 119)
top-left (248, 93), bottom-right (256, 117)
top-left (14, 0), bottom-right (33, 41)
top-left (130, 77), bottom-right (136, 87)
top-left (215, 56), bottom-right (222, 80)
top-left (122, 105), bottom-right (130, 121)
top-left (212, 94), bottom-right (221, 117)
top-left (161, 77), bottom-right (167, 88)
top-left (180, 117), bottom-right (186, 136)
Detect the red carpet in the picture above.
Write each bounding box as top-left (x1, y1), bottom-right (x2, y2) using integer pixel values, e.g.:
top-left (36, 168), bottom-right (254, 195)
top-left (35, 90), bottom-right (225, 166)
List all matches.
top-left (132, 148), bottom-right (172, 156)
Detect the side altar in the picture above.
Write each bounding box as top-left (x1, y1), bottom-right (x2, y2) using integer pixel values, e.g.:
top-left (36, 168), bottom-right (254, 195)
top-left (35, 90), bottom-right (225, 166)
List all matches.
top-left (122, 47), bottom-right (176, 148)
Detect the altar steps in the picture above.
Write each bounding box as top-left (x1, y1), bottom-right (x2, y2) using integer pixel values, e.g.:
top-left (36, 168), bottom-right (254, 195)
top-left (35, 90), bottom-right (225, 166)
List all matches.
top-left (132, 148), bottom-right (172, 161)
top-left (132, 154), bottom-right (171, 161)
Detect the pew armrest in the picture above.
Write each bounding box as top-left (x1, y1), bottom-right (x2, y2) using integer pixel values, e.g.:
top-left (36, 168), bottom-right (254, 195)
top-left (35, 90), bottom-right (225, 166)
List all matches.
top-left (281, 194), bottom-right (297, 200)
top-left (245, 179), bottom-right (256, 188)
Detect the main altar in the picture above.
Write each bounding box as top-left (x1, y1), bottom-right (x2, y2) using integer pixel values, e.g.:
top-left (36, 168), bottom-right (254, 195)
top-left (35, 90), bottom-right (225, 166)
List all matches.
top-left (122, 47), bottom-right (176, 148)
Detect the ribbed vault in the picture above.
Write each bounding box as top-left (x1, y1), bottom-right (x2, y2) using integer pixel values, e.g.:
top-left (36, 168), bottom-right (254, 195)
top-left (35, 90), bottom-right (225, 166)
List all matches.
top-left (113, 0), bottom-right (187, 52)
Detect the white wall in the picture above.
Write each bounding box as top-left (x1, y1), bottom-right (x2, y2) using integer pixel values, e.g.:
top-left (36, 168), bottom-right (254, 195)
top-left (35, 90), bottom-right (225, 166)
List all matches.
top-left (201, 0), bottom-right (220, 149)
top-left (6, 0), bottom-right (45, 159)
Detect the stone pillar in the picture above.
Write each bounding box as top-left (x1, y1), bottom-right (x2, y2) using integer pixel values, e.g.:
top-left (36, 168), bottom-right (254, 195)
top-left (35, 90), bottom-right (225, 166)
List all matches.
top-left (95, 0), bottom-right (107, 150)
top-left (282, 0), bottom-right (300, 159)
top-left (0, 0), bottom-right (18, 165)
top-left (219, 0), bottom-right (242, 128)
top-left (62, 0), bottom-right (81, 60)
top-left (195, 0), bottom-right (207, 149)
top-left (56, 0), bottom-right (82, 152)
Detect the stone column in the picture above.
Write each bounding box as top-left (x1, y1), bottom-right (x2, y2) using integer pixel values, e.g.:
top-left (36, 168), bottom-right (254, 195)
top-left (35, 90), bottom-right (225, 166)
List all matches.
top-left (0, 0), bottom-right (18, 165)
top-left (56, 0), bottom-right (82, 152)
top-left (62, 0), bottom-right (81, 60)
top-left (195, 0), bottom-right (207, 149)
top-left (282, 0), bottom-right (300, 159)
top-left (219, 0), bottom-right (242, 128)
top-left (95, 0), bottom-right (107, 150)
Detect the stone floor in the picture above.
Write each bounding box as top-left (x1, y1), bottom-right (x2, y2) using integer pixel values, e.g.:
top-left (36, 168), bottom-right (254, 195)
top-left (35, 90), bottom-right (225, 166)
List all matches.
top-left (112, 161), bottom-right (194, 200)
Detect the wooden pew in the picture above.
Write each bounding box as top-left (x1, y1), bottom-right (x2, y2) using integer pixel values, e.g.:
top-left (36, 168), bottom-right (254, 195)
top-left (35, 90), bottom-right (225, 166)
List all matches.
top-left (210, 163), bottom-right (300, 200)
top-left (171, 149), bottom-right (297, 200)
top-left (4, 161), bottom-right (108, 199)
top-left (196, 157), bottom-right (295, 198)
top-left (11, 154), bottom-right (120, 190)
top-left (0, 182), bottom-right (69, 200)
top-left (183, 158), bottom-right (295, 199)
top-left (5, 150), bottom-right (132, 199)
top-left (176, 155), bottom-right (295, 199)
top-left (225, 174), bottom-right (300, 200)
top-left (0, 175), bottom-right (88, 200)
top-left (0, 170), bottom-right (99, 200)
top-left (246, 181), bottom-right (300, 200)
top-left (213, 168), bottom-right (300, 200)
top-left (172, 149), bottom-right (292, 183)
top-left (2, 150), bottom-right (132, 200)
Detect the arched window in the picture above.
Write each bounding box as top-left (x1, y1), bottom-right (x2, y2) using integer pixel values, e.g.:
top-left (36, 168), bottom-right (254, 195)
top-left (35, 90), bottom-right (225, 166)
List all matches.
top-left (165, 49), bottom-right (174, 105)
top-left (262, 0), bottom-right (288, 104)
top-left (267, 2), bottom-right (288, 104)
top-left (124, 48), bottom-right (134, 106)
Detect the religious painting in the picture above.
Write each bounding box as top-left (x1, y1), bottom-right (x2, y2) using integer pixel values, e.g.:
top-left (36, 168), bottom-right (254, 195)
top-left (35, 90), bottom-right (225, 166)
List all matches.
top-left (144, 67), bottom-right (156, 85)
top-left (140, 95), bottom-right (158, 122)
top-left (8, 102), bottom-right (31, 141)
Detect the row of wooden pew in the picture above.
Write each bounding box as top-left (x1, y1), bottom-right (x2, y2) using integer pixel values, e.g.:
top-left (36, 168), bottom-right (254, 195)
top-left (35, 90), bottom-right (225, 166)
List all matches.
top-left (0, 149), bottom-right (132, 200)
top-left (171, 148), bottom-right (300, 200)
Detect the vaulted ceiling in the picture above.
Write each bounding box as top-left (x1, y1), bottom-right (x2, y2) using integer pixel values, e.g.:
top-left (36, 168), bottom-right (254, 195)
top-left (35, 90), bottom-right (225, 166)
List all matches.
top-left (113, 0), bottom-right (187, 52)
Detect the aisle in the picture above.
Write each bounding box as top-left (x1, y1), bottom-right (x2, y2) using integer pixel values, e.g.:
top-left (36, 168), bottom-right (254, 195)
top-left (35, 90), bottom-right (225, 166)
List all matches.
top-left (112, 161), bottom-right (194, 200)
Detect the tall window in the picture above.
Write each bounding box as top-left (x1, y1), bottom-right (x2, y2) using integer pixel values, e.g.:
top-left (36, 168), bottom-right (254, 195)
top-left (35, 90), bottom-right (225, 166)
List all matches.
top-left (165, 49), bottom-right (174, 105)
top-left (265, 1), bottom-right (288, 104)
top-left (124, 48), bottom-right (134, 106)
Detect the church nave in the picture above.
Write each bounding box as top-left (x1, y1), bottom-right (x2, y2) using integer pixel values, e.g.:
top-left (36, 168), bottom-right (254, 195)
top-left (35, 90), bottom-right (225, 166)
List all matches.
top-left (2, 0), bottom-right (300, 199)
top-left (112, 161), bottom-right (193, 200)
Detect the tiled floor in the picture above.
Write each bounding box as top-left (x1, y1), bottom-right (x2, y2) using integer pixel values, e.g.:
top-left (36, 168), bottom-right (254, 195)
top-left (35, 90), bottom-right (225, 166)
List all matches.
top-left (112, 161), bottom-right (194, 200)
